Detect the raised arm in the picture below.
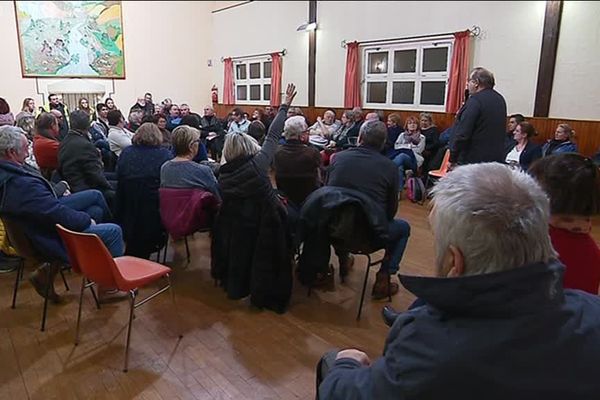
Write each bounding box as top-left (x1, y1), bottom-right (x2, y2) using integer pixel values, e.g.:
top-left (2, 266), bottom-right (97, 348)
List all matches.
top-left (254, 84), bottom-right (297, 169)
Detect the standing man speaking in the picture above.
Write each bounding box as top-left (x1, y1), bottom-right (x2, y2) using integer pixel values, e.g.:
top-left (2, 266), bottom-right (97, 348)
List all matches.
top-left (449, 67), bottom-right (507, 168)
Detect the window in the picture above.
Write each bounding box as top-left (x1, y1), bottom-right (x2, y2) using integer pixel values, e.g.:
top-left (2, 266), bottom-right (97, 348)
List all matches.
top-left (363, 39), bottom-right (452, 111)
top-left (234, 57), bottom-right (272, 104)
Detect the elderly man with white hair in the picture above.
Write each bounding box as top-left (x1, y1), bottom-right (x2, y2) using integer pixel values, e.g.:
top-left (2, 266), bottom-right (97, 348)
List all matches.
top-left (308, 109), bottom-right (340, 149)
top-left (274, 115), bottom-right (321, 206)
top-left (317, 162), bottom-right (600, 400)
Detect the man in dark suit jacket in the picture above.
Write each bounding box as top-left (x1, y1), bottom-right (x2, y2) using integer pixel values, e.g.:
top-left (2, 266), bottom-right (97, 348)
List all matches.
top-left (450, 67), bottom-right (507, 167)
top-left (58, 110), bottom-right (115, 208)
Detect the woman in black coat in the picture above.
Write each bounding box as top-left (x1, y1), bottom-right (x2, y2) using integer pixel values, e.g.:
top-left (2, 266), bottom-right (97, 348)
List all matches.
top-left (211, 84), bottom-right (297, 313)
top-left (504, 121), bottom-right (542, 171)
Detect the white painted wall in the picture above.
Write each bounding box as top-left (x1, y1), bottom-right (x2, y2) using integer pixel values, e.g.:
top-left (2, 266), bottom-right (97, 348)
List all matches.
top-left (0, 1), bottom-right (213, 114)
top-left (212, 1), bottom-right (309, 105)
top-left (550, 1), bottom-right (600, 120)
top-left (316, 1), bottom-right (546, 115)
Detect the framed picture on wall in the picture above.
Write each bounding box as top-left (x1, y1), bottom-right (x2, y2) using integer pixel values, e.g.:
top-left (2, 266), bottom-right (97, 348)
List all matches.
top-left (13, 1), bottom-right (126, 79)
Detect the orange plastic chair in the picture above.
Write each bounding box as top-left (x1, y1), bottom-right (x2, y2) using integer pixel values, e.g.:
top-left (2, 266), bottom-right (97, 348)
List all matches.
top-left (425, 149), bottom-right (451, 189)
top-left (56, 224), bottom-right (182, 372)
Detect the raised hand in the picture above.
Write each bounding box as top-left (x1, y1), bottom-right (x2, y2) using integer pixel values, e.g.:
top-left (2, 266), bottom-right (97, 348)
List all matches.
top-left (283, 83), bottom-right (297, 106)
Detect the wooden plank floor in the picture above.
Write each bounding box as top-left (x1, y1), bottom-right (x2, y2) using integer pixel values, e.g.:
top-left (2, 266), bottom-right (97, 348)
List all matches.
top-left (1, 201), bottom-right (597, 400)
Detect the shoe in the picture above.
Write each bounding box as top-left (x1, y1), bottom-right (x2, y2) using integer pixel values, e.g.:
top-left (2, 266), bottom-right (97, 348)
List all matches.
top-left (312, 265), bottom-right (335, 291)
top-left (382, 305), bottom-right (400, 327)
top-left (339, 254), bottom-right (355, 281)
top-left (28, 264), bottom-right (62, 304)
top-left (98, 288), bottom-right (131, 303)
top-left (0, 253), bottom-right (22, 273)
top-left (371, 273), bottom-right (399, 300)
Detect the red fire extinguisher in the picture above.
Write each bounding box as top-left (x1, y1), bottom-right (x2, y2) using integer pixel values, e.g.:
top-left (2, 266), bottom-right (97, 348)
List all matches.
top-left (211, 85), bottom-right (218, 104)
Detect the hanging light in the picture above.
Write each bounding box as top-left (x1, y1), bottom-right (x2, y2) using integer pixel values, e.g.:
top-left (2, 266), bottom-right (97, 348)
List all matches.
top-left (297, 22), bottom-right (317, 32)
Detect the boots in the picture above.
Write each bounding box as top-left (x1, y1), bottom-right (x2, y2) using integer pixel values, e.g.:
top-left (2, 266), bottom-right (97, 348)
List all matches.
top-left (371, 271), bottom-right (399, 300)
top-left (28, 262), bottom-right (62, 304)
top-left (339, 254), bottom-right (355, 281)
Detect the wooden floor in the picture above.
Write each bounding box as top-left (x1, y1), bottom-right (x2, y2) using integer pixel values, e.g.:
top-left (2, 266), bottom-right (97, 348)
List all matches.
top-left (1, 201), bottom-right (597, 400)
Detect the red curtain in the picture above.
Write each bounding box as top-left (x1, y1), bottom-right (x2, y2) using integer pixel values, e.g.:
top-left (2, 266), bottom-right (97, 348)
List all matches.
top-left (223, 57), bottom-right (235, 105)
top-left (270, 53), bottom-right (282, 106)
top-left (446, 31), bottom-right (472, 113)
top-left (344, 41), bottom-right (361, 108)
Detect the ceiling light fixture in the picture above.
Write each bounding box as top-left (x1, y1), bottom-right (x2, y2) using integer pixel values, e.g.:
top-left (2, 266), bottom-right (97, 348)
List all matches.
top-left (297, 22), bottom-right (317, 32)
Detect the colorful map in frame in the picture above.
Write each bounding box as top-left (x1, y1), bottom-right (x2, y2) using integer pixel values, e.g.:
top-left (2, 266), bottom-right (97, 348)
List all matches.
top-left (14, 1), bottom-right (125, 78)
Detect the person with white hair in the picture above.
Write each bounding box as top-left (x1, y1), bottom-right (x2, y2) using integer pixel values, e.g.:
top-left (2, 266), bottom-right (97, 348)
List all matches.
top-left (317, 162), bottom-right (600, 400)
top-left (211, 84), bottom-right (298, 314)
top-left (308, 109), bottom-right (340, 149)
top-left (274, 115), bottom-right (321, 206)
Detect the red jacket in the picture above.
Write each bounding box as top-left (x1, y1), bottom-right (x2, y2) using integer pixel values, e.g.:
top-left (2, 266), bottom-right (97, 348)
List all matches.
top-left (159, 188), bottom-right (220, 240)
top-left (550, 225), bottom-right (600, 294)
top-left (33, 135), bottom-right (59, 170)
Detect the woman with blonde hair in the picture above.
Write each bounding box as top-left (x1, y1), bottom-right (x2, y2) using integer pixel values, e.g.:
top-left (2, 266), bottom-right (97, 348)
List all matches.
top-left (116, 122), bottom-right (173, 258)
top-left (212, 84), bottom-right (297, 314)
top-left (15, 98), bottom-right (36, 123)
top-left (542, 123), bottom-right (578, 156)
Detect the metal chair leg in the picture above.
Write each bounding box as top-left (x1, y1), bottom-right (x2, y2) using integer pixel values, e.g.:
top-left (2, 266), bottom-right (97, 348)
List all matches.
top-left (155, 248), bottom-right (161, 263)
top-left (357, 255), bottom-right (372, 320)
top-left (123, 290), bottom-right (136, 373)
top-left (60, 267), bottom-right (69, 291)
top-left (41, 263), bottom-right (50, 332)
top-left (163, 238), bottom-right (168, 265)
top-left (89, 284), bottom-right (101, 310)
top-left (184, 236), bottom-right (190, 264)
top-left (75, 277), bottom-right (86, 345)
top-left (166, 274), bottom-right (183, 339)
top-left (11, 259), bottom-right (24, 309)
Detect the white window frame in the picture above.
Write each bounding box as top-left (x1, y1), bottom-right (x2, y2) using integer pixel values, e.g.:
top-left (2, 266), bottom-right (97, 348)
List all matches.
top-left (362, 38), bottom-right (453, 112)
top-left (234, 56), bottom-right (272, 105)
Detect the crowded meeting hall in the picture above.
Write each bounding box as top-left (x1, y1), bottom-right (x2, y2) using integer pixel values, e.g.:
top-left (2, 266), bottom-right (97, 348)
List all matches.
top-left (1, 1), bottom-right (600, 399)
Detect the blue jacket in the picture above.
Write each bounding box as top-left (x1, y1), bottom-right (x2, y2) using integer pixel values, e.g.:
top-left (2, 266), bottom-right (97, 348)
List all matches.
top-left (0, 161), bottom-right (91, 261)
top-left (542, 140), bottom-right (578, 157)
top-left (319, 261), bottom-right (600, 400)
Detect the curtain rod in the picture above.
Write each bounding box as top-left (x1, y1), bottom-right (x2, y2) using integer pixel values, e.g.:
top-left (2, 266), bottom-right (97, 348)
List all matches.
top-left (341, 25), bottom-right (481, 48)
top-left (220, 49), bottom-right (287, 63)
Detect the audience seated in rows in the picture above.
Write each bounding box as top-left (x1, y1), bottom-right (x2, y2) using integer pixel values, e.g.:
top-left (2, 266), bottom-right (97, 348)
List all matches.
top-left (318, 162), bottom-right (600, 399)
top-left (211, 84), bottom-right (296, 314)
top-left (529, 153), bottom-right (600, 294)
top-left (116, 123), bottom-right (173, 259)
top-left (504, 121), bottom-right (541, 170)
top-left (0, 125), bottom-right (121, 303)
top-left (274, 115), bottom-right (321, 207)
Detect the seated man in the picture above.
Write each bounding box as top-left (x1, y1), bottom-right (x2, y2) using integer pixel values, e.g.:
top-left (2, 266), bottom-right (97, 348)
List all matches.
top-left (317, 162), bottom-right (600, 400)
top-left (0, 126), bottom-right (123, 302)
top-left (59, 110), bottom-right (116, 207)
top-left (107, 110), bottom-right (134, 157)
top-left (327, 120), bottom-right (410, 298)
top-left (308, 109), bottom-right (340, 148)
top-left (274, 116), bottom-right (321, 206)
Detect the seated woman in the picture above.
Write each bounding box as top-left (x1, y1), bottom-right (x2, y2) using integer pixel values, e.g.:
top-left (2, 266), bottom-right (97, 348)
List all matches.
top-left (392, 116), bottom-right (424, 190)
top-left (529, 154), bottom-right (600, 294)
top-left (504, 121), bottom-right (542, 170)
top-left (33, 112), bottom-right (60, 178)
top-left (116, 123), bottom-right (173, 259)
top-left (383, 113), bottom-right (403, 157)
top-left (321, 110), bottom-right (356, 165)
top-left (419, 112), bottom-right (439, 174)
top-left (160, 125), bottom-right (220, 199)
top-left (542, 123), bottom-right (578, 156)
top-left (211, 84), bottom-right (297, 314)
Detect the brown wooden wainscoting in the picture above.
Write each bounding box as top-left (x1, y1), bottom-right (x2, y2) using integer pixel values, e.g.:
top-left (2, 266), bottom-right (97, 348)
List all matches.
top-left (214, 104), bottom-right (600, 157)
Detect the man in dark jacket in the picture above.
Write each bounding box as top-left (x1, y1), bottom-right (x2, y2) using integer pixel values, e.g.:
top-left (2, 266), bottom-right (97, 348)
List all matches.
top-left (449, 67), bottom-right (507, 167)
top-left (200, 106), bottom-right (226, 160)
top-left (58, 110), bottom-right (116, 208)
top-left (48, 93), bottom-right (69, 140)
top-left (273, 115), bottom-right (321, 206)
top-left (0, 126), bottom-right (123, 302)
top-left (318, 163), bottom-right (600, 400)
top-left (327, 120), bottom-right (410, 299)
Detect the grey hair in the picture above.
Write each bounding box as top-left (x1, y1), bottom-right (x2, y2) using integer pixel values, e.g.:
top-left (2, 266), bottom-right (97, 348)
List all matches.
top-left (284, 115), bottom-right (308, 140)
top-left (470, 67), bottom-right (495, 89)
top-left (430, 163), bottom-right (556, 276)
top-left (223, 132), bottom-right (261, 162)
top-left (358, 120), bottom-right (387, 150)
top-left (0, 125), bottom-right (26, 157)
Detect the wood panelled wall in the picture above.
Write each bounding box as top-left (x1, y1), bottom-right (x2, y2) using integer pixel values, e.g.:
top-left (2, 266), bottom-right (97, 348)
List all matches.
top-left (214, 104), bottom-right (600, 157)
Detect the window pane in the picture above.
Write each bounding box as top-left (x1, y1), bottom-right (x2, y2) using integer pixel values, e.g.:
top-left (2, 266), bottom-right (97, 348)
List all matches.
top-left (420, 81), bottom-right (446, 105)
top-left (393, 50), bottom-right (417, 73)
top-left (236, 64), bottom-right (246, 80)
top-left (368, 52), bottom-right (388, 74)
top-left (423, 47), bottom-right (448, 72)
top-left (367, 82), bottom-right (387, 103)
top-left (249, 63), bottom-right (261, 79)
top-left (264, 84), bottom-right (271, 100)
top-left (250, 84), bottom-right (261, 100)
top-left (392, 81), bottom-right (415, 104)
top-left (236, 85), bottom-right (247, 101)
top-left (264, 62), bottom-right (272, 78)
